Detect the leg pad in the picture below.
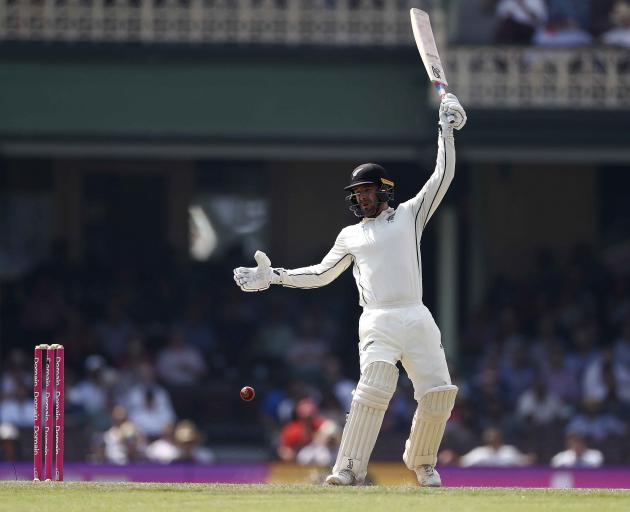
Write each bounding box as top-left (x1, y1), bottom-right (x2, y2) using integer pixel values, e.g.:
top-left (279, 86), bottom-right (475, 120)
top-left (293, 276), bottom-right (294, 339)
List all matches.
top-left (403, 385), bottom-right (458, 468)
top-left (332, 361), bottom-right (398, 481)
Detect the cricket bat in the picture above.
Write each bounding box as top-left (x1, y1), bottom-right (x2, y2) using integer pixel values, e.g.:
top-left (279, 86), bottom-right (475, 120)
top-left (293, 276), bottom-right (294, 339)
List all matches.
top-left (410, 8), bottom-right (449, 99)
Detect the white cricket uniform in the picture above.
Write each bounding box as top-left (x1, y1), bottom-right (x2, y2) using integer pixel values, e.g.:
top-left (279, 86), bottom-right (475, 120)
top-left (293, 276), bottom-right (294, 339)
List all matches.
top-left (276, 129), bottom-right (455, 399)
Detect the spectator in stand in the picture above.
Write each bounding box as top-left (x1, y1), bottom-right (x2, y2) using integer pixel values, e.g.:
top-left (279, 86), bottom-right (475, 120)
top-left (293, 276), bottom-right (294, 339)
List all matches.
top-left (177, 299), bottom-right (217, 354)
top-left (146, 423), bottom-right (179, 464)
top-left (459, 427), bottom-right (534, 467)
top-left (0, 423), bottom-right (20, 462)
top-left (0, 384), bottom-right (33, 428)
top-left (533, 12), bottom-right (593, 46)
top-left (156, 328), bottom-right (207, 386)
top-left (439, 397), bottom-right (479, 465)
top-left (287, 316), bottom-right (331, 386)
top-left (500, 344), bottom-right (536, 403)
top-left (173, 420), bottom-right (215, 464)
top-left (296, 418), bottom-right (341, 467)
top-left (582, 347), bottom-right (630, 405)
top-left (530, 315), bottom-right (565, 363)
top-left (123, 362), bottom-right (177, 438)
top-left (547, 0), bottom-right (591, 31)
top-left (103, 405), bottom-right (147, 464)
top-left (68, 355), bottom-right (111, 425)
top-left (0, 349), bottom-right (31, 398)
top-left (602, 2), bottom-right (630, 48)
top-left (542, 346), bottom-right (581, 405)
top-left (493, 0), bottom-right (548, 44)
top-left (565, 399), bottom-right (626, 443)
top-left (321, 355), bottom-right (354, 413)
top-left (516, 376), bottom-right (567, 427)
top-left (277, 397), bottom-right (327, 462)
top-left (550, 432), bottom-right (604, 467)
top-left (254, 303), bottom-right (296, 366)
top-left (591, 0), bottom-right (618, 36)
top-left (566, 323), bottom-right (600, 380)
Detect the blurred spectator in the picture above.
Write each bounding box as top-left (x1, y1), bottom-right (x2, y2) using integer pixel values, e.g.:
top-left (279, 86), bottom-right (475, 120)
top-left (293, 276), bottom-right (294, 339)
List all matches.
top-left (550, 432), bottom-right (604, 467)
top-left (493, 0), bottom-right (548, 44)
top-left (103, 405), bottom-right (147, 464)
top-left (177, 300), bottom-right (217, 354)
top-left (254, 304), bottom-right (296, 365)
top-left (286, 316), bottom-right (331, 385)
top-left (156, 328), bottom-right (207, 386)
top-left (565, 323), bottom-right (600, 378)
top-left (0, 423), bottom-right (20, 461)
top-left (123, 362), bottom-right (177, 438)
top-left (173, 420), bottom-right (215, 464)
top-left (516, 377), bottom-right (567, 426)
top-left (591, 0), bottom-right (618, 36)
top-left (565, 399), bottom-right (626, 443)
top-left (277, 398), bottom-right (327, 462)
top-left (440, 396), bottom-right (479, 464)
top-left (296, 418), bottom-right (341, 466)
top-left (602, 1), bottom-right (630, 47)
top-left (68, 355), bottom-right (111, 421)
top-left (1, 349), bottom-right (31, 398)
top-left (542, 346), bottom-right (581, 404)
top-left (546, 0), bottom-right (591, 31)
top-left (500, 344), bottom-right (536, 403)
top-left (533, 13), bottom-right (593, 46)
top-left (530, 315), bottom-right (564, 363)
top-left (582, 347), bottom-right (630, 404)
top-left (146, 424), bottom-right (179, 464)
top-left (459, 427), bottom-right (534, 467)
top-left (470, 364), bottom-right (509, 431)
top-left (321, 355), bottom-right (354, 413)
top-left (0, 384), bottom-right (34, 428)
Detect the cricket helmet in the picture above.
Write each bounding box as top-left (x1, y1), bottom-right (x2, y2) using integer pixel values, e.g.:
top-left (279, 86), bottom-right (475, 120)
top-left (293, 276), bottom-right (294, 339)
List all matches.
top-left (344, 163), bottom-right (395, 217)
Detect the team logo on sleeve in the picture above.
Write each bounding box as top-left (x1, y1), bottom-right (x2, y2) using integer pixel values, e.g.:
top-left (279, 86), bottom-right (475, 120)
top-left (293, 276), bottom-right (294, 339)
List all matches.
top-left (386, 213), bottom-right (396, 223)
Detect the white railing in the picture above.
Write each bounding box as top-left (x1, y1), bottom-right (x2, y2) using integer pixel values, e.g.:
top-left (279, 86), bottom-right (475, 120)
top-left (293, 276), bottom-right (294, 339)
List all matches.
top-left (0, 0), bottom-right (430, 46)
top-left (447, 46), bottom-right (630, 109)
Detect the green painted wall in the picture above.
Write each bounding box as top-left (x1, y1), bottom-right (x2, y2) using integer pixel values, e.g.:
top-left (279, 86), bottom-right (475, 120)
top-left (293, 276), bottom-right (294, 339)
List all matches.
top-left (0, 49), bottom-right (433, 142)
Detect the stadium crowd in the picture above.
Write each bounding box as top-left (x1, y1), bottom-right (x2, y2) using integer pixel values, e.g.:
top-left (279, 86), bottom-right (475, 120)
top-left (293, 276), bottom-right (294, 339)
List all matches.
top-left (1, 241), bottom-right (630, 469)
top-left (458, 0), bottom-right (630, 47)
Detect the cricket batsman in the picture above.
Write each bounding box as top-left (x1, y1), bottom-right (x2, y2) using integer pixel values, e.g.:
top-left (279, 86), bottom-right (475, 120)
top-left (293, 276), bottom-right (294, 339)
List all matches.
top-left (233, 93), bottom-right (467, 487)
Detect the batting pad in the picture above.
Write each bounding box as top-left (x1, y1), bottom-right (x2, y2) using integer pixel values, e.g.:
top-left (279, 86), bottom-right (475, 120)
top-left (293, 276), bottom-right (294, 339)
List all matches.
top-left (403, 385), bottom-right (458, 468)
top-left (332, 361), bottom-right (398, 481)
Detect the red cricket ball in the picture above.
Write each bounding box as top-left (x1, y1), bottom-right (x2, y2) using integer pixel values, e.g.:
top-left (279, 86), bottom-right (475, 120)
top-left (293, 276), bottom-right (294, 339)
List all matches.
top-left (240, 386), bottom-right (255, 401)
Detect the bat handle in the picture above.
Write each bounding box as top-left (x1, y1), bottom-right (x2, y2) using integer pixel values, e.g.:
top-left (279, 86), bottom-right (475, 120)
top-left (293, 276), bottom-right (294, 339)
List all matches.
top-left (434, 83), bottom-right (455, 125)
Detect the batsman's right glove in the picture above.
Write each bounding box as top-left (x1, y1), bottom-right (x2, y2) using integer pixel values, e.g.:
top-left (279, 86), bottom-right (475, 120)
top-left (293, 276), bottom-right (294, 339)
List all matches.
top-left (440, 93), bottom-right (467, 131)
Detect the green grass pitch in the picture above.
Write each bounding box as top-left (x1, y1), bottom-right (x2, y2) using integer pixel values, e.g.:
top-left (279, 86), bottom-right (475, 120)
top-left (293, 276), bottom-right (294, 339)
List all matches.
top-left (1, 482), bottom-right (629, 512)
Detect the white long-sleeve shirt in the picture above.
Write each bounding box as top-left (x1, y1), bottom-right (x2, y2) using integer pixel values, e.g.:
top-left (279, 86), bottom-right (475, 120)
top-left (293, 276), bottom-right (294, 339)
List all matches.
top-left (275, 129), bottom-right (455, 308)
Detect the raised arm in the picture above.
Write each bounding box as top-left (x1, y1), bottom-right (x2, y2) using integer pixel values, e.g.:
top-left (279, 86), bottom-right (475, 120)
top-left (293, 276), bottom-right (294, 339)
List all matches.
top-left (403, 94), bottom-right (466, 231)
top-left (233, 231), bottom-right (352, 292)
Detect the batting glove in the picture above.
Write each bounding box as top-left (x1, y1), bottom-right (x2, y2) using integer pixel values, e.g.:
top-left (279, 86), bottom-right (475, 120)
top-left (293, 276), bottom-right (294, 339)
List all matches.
top-left (233, 251), bottom-right (280, 292)
top-left (440, 93), bottom-right (467, 131)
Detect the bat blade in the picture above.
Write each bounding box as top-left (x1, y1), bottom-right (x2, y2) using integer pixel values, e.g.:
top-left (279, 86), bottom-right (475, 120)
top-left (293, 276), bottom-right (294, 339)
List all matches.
top-left (410, 8), bottom-right (448, 91)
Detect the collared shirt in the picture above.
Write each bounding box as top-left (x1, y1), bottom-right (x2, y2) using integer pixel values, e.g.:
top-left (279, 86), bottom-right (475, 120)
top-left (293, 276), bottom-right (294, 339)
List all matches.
top-left (276, 129), bottom-right (455, 308)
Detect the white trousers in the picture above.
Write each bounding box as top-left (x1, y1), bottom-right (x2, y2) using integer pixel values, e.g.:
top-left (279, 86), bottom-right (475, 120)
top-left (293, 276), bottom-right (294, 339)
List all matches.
top-left (358, 303), bottom-right (451, 400)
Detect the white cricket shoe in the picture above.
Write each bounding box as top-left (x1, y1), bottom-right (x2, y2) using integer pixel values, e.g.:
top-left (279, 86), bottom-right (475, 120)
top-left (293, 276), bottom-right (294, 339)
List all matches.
top-left (415, 465), bottom-right (442, 487)
top-left (325, 469), bottom-right (357, 486)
